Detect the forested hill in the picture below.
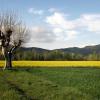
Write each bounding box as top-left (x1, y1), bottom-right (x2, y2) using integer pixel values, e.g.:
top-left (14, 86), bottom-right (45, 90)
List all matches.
top-left (1, 44), bottom-right (100, 60)
top-left (56, 44), bottom-right (100, 55)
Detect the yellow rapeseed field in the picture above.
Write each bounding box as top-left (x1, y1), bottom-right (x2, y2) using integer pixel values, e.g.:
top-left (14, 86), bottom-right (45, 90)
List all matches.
top-left (0, 61), bottom-right (100, 68)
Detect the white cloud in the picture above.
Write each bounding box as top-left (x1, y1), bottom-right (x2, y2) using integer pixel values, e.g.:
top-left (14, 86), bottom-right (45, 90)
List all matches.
top-left (45, 12), bottom-right (100, 42)
top-left (46, 12), bottom-right (74, 30)
top-left (46, 12), bottom-right (100, 32)
top-left (53, 28), bottom-right (63, 33)
top-left (28, 10), bottom-right (100, 49)
top-left (79, 14), bottom-right (100, 32)
top-left (48, 8), bottom-right (57, 13)
top-left (28, 8), bottom-right (44, 15)
top-left (45, 12), bottom-right (78, 40)
top-left (66, 30), bottom-right (78, 40)
top-left (31, 26), bottom-right (56, 42)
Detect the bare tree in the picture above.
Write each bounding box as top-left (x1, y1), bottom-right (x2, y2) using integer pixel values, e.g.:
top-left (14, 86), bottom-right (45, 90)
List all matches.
top-left (0, 12), bottom-right (29, 69)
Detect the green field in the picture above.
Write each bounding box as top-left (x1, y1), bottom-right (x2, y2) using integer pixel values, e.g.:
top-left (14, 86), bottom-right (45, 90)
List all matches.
top-left (0, 67), bottom-right (100, 100)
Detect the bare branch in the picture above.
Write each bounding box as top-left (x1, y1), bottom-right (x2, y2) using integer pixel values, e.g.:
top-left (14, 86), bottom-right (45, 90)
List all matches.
top-left (11, 22), bottom-right (29, 47)
top-left (0, 11), bottom-right (29, 69)
top-left (0, 14), bottom-right (3, 29)
top-left (0, 12), bottom-right (29, 48)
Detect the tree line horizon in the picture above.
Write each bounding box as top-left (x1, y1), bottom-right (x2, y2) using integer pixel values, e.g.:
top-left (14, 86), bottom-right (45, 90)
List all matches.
top-left (0, 47), bottom-right (100, 61)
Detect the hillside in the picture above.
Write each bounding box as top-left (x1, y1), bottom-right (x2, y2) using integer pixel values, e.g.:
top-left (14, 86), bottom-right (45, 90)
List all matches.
top-left (0, 44), bottom-right (100, 60)
top-left (19, 44), bottom-right (100, 54)
top-left (56, 44), bottom-right (100, 55)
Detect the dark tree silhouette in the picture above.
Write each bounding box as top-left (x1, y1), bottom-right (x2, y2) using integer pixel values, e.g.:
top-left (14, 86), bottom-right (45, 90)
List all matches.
top-left (0, 12), bottom-right (29, 69)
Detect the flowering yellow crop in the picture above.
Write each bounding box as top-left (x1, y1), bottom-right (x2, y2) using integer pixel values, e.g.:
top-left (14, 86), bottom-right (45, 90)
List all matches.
top-left (0, 61), bottom-right (100, 68)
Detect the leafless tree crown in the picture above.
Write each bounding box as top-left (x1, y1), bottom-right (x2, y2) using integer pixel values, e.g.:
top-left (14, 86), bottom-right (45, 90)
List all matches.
top-left (0, 12), bottom-right (29, 49)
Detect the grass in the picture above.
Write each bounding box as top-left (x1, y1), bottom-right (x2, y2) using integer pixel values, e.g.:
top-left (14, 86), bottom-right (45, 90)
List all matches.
top-left (0, 67), bottom-right (100, 100)
top-left (0, 61), bottom-right (100, 67)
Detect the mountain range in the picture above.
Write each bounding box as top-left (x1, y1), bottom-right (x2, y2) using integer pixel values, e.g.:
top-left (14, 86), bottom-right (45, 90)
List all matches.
top-left (20, 44), bottom-right (100, 55)
top-left (1, 44), bottom-right (100, 60)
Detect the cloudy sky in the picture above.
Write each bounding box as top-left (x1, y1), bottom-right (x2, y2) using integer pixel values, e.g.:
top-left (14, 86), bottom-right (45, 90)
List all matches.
top-left (0, 0), bottom-right (100, 49)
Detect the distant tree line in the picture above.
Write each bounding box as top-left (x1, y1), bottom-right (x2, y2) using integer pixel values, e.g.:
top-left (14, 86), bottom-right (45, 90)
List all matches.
top-left (0, 49), bottom-right (100, 61)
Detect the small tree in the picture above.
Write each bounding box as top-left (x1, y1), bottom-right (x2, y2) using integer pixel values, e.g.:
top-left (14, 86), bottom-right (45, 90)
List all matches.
top-left (0, 12), bottom-right (29, 69)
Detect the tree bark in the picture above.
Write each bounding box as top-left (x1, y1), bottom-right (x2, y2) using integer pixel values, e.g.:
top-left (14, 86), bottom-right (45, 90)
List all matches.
top-left (5, 52), bottom-right (12, 69)
top-left (2, 47), bottom-right (12, 69)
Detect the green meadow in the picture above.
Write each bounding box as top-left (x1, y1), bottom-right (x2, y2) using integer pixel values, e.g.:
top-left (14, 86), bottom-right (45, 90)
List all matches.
top-left (0, 67), bottom-right (100, 100)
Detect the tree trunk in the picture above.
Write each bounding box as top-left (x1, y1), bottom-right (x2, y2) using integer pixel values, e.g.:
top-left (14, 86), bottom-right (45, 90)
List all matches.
top-left (5, 52), bottom-right (12, 69)
top-left (2, 47), bottom-right (12, 69)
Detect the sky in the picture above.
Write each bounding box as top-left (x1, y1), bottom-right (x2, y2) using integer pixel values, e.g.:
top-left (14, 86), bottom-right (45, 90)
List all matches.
top-left (0, 0), bottom-right (100, 49)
